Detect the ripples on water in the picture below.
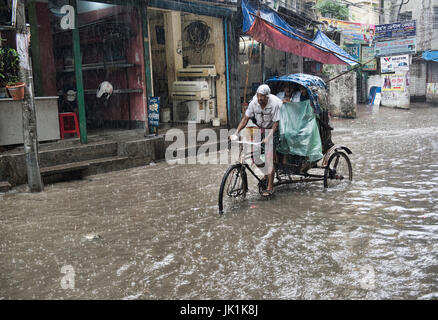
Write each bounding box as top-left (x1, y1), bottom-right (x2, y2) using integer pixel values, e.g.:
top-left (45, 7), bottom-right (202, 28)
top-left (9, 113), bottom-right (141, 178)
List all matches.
top-left (0, 105), bottom-right (437, 299)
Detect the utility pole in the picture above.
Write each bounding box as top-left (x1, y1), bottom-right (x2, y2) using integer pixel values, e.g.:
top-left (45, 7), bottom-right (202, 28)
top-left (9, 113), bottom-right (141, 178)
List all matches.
top-left (16, 0), bottom-right (44, 192)
top-left (71, 0), bottom-right (87, 144)
top-left (397, 0), bottom-right (410, 21)
top-left (380, 0), bottom-right (385, 24)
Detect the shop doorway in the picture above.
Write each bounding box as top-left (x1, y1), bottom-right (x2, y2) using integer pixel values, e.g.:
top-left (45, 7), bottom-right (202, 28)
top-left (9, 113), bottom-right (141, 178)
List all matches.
top-left (32, 0), bottom-right (148, 139)
top-left (148, 8), bottom-right (226, 128)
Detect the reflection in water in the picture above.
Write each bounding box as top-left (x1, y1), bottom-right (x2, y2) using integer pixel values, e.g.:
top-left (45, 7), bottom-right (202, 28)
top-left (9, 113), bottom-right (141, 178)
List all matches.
top-left (1, 105), bottom-right (438, 299)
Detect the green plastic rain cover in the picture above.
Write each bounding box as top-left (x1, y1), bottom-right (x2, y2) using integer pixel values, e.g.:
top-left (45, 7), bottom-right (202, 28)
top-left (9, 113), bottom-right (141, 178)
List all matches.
top-left (277, 101), bottom-right (323, 162)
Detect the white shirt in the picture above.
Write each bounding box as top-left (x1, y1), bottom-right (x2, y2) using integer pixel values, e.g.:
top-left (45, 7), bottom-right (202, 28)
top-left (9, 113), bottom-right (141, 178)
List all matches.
top-left (245, 94), bottom-right (282, 129)
top-left (291, 91), bottom-right (301, 102)
top-left (276, 91), bottom-right (286, 100)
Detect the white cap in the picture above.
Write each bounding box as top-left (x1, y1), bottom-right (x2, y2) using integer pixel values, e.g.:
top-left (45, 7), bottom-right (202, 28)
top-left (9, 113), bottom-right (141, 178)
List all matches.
top-left (256, 84), bottom-right (271, 96)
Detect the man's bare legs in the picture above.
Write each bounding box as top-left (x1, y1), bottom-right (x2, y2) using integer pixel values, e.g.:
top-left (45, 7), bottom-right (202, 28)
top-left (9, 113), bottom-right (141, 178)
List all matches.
top-left (263, 138), bottom-right (276, 197)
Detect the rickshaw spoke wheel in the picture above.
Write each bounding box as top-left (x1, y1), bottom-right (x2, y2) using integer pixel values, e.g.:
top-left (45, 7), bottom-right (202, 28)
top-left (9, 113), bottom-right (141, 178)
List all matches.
top-left (219, 164), bottom-right (248, 214)
top-left (324, 152), bottom-right (352, 188)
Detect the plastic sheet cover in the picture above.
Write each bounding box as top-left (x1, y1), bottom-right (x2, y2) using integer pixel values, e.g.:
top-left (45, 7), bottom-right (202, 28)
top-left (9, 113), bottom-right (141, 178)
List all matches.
top-left (422, 51), bottom-right (438, 63)
top-left (277, 101), bottom-right (323, 162)
top-left (241, 0), bottom-right (358, 66)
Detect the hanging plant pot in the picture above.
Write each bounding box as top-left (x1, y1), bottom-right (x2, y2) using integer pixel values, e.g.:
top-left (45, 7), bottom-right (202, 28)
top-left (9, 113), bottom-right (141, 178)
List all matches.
top-left (6, 82), bottom-right (25, 100)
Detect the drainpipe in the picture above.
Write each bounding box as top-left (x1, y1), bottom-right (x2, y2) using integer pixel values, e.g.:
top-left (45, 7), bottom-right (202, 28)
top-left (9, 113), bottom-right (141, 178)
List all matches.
top-left (224, 17), bottom-right (231, 129)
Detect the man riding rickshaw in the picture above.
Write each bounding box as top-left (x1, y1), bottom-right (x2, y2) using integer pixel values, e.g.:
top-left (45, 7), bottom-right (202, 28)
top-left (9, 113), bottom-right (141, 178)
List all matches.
top-left (228, 74), bottom-right (336, 198)
top-left (230, 84), bottom-right (281, 197)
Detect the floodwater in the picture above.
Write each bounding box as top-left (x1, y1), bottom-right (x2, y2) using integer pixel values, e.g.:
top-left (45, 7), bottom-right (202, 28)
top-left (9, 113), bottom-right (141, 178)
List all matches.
top-left (1, 104), bottom-right (438, 300)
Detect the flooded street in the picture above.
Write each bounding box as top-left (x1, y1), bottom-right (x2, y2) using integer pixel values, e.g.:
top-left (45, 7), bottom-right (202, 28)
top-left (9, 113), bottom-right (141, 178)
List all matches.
top-left (1, 104), bottom-right (438, 300)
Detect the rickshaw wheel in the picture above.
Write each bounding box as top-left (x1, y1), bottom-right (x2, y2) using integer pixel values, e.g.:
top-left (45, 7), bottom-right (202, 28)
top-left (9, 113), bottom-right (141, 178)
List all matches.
top-left (218, 164), bottom-right (248, 214)
top-left (324, 152), bottom-right (352, 188)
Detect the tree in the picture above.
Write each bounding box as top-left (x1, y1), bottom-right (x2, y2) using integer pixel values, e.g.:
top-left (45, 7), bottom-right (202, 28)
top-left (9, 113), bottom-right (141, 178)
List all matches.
top-left (315, 0), bottom-right (350, 21)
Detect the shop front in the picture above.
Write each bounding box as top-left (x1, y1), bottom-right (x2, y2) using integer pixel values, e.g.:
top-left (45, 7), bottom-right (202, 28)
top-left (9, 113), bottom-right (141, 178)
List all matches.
top-left (25, 0), bottom-right (234, 145)
top-left (28, 0), bottom-right (148, 142)
top-left (146, 0), bottom-right (233, 129)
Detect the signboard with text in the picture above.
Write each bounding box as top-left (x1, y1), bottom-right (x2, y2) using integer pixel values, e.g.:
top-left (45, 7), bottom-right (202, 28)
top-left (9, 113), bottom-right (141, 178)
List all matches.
top-left (361, 46), bottom-right (377, 71)
top-left (374, 38), bottom-right (416, 57)
top-left (374, 21), bottom-right (416, 41)
top-left (320, 18), bottom-right (375, 45)
top-left (380, 55), bottom-right (410, 73)
top-left (148, 97), bottom-right (160, 128)
top-left (382, 74), bottom-right (406, 91)
top-left (345, 44), bottom-right (361, 62)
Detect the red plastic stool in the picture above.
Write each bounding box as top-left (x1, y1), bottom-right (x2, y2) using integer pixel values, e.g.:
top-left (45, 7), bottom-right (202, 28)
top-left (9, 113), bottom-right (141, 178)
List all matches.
top-left (59, 112), bottom-right (80, 139)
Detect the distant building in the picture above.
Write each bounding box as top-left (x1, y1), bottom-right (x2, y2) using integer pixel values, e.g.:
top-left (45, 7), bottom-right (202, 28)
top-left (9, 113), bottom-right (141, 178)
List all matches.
top-left (382, 0), bottom-right (438, 102)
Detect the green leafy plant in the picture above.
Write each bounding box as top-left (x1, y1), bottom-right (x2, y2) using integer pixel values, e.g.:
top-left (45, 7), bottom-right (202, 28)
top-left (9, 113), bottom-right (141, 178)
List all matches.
top-left (315, 0), bottom-right (349, 21)
top-left (0, 47), bottom-right (20, 86)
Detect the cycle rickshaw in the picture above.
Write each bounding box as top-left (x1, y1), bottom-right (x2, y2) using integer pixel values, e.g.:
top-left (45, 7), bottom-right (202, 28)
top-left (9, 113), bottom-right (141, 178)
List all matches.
top-left (218, 74), bottom-right (353, 214)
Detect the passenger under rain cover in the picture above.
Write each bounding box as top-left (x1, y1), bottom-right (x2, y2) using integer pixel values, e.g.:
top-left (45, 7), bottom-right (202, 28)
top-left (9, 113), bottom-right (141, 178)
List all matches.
top-left (277, 100), bottom-right (323, 163)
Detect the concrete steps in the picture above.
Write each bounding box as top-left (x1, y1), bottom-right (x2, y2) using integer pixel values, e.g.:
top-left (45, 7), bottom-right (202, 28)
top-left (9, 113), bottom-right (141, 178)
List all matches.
top-left (39, 141), bottom-right (118, 168)
top-left (40, 155), bottom-right (133, 184)
top-left (1, 125), bottom-right (228, 188)
top-left (0, 181), bottom-right (11, 192)
top-left (1, 136), bottom-right (163, 187)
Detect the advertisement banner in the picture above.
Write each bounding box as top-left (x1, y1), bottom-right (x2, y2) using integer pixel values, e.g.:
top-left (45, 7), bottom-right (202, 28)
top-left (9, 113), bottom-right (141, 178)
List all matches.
top-left (320, 18), bottom-right (375, 45)
top-left (382, 74), bottom-right (406, 91)
top-left (374, 21), bottom-right (416, 41)
top-left (427, 83), bottom-right (437, 95)
top-left (380, 55), bottom-right (410, 73)
top-left (361, 46), bottom-right (377, 71)
top-left (374, 38), bottom-right (416, 57)
top-left (148, 97), bottom-right (160, 128)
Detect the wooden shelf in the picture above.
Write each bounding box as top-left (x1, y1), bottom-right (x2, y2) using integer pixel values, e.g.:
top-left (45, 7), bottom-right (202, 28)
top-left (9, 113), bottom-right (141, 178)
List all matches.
top-left (53, 19), bottom-right (136, 48)
top-left (59, 61), bottom-right (137, 73)
top-left (84, 88), bottom-right (143, 95)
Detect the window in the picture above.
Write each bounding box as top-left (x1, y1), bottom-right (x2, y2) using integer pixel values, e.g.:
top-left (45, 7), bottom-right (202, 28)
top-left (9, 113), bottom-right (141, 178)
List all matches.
top-left (295, 0), bottom-right (301, 12)
top-left (0, 0), bottom-right (13, 26)
top-left (399, 11), bottom-right (412, 22)
top-left (434, 7), bottom-right (438, 29)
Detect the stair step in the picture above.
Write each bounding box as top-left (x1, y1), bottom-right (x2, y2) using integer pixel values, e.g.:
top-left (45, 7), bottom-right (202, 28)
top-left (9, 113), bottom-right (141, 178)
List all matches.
top-left (87, 155), bottom-right (130, 167)
top-left (41, 155), bottom-right (132, 178)
top-left (40, 162), bottom-right (90, 176)
top-left (0, 181), bottom-right (12, 192)
top-left (39, 141), bottom-right (118, 167)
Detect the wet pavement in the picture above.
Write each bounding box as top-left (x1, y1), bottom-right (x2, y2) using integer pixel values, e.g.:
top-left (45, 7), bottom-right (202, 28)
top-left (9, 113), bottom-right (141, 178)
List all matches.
top-left (1, 103), bottom-right (438, 299)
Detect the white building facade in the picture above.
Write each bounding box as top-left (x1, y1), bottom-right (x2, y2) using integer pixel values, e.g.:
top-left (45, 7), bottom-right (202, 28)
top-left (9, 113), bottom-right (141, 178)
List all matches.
top-left (382, 0), bottom-right (438, 102)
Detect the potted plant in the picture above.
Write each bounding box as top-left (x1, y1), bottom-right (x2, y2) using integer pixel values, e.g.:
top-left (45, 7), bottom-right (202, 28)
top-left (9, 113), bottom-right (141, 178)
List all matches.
top-left (0, 47), bottom-right (25, 100)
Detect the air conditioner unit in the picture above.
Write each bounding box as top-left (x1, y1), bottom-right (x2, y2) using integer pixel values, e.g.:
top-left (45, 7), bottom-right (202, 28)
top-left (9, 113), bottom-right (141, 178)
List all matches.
top-left (177, 65), bottom-right (217, 78)
top-left (173, 100), bottom-right (206, 124)
top-left (171, 81), bottom-right (210, 101)
top-left (177, 65), bottom-right (217, 99)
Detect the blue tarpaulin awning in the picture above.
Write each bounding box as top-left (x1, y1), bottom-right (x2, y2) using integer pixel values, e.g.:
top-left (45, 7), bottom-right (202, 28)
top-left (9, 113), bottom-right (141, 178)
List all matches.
top-left (422, 51), bottom-right (438, 63)
top-left (242, 0), bottom-right (358, 66)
